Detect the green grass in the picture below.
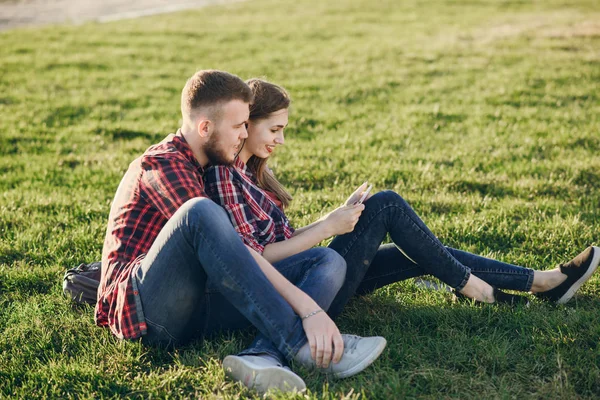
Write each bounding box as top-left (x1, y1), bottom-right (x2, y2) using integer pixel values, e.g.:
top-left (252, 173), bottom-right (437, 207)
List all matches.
top-left (1, 0), bottom-right (600, 398)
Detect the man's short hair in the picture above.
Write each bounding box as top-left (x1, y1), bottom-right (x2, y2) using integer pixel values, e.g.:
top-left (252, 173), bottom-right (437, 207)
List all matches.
top-left (181, 70), bottom-right (253, 121)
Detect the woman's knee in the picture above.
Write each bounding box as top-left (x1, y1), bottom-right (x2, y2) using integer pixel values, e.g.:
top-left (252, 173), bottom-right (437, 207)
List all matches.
top-left (367, 190), bottom-right (408, 208)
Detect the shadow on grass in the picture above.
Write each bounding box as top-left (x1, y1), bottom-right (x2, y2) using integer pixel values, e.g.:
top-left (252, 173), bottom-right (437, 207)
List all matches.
top-left (450, 179), bottom-right (516, 198)
top-left (94, 127), bottom-right (157, 141)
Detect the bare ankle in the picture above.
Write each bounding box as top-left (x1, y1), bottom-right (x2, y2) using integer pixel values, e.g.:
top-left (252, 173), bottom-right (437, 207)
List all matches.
top-left (531, 269), bottom-right (567, 293)
top-left (460, 276), bottom-right (494, 303)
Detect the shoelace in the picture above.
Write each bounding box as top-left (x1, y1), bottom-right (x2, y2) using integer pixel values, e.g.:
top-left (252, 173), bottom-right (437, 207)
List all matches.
top-left (343, 335), bottom-right (361, 355)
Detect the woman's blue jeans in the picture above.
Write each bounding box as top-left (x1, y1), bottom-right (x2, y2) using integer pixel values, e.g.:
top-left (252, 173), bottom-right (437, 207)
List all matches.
top-left (133, 198), bottom-right (346, 364)
top-left (327, 190), bottom-right (535, 318)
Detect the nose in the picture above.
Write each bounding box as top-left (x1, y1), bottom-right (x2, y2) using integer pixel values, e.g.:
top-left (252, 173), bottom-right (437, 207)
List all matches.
top-left (274, 132), bottom-right (284, 145)
top-left (240, 125), bottom-right (248, 139)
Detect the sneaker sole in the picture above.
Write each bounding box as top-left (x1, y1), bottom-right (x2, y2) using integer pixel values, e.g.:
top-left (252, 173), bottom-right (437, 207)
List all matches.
top-left (557, 246), bottom-right (600, 304)
top-left (331, 337), bottom-right (387, 379)
top-left (222, 355), bottom-right (306, 394)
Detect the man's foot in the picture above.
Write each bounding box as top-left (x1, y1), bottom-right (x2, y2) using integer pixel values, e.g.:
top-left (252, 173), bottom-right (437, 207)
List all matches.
top-left (222, 354), bottom-right (306, 394)
top-left (535, 246), bottom-right (600, 304)
top-left (294, 334), bottom-right (387, 379)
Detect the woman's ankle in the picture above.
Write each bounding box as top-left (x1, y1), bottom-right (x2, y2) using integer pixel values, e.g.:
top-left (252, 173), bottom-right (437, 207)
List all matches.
top-left (459, 276), bottom-right (494, 303)
top-left (531, 269), bottom-right (567, 293)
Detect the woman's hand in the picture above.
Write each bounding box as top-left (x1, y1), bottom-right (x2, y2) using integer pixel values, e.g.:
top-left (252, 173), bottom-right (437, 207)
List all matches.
top-left (301, 311), bottom-right (344, 368)
top-left (344, 182), bottom-right (373, 206)
top-left (323, 204), bottom-right (365, 236)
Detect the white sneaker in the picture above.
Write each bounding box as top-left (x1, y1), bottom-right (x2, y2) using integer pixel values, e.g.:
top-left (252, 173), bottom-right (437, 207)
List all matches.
top-left (222, 354), bottom-right (306, 394)
top-left (294, 334), bottom-right (387, 379)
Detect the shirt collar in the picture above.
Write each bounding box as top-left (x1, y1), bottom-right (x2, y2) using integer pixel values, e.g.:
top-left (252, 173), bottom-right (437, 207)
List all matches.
top-left (174, 129), bottom-right (204, 174)
top-left (234, 157), bottom-right (256, 181)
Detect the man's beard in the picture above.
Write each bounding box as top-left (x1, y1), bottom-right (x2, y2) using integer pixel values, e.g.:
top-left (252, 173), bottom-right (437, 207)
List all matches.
top-left (204, 131), bottom-right (235, 166)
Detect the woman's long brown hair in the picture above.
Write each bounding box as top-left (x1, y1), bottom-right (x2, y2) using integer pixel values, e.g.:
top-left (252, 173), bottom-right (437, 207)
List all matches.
top-left (245, 78), bottom-right (293, 209)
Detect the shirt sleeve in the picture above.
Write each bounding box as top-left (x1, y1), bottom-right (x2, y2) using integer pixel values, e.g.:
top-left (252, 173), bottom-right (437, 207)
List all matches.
top-left (140, 155), bottom-right (207, 220)
top-left (204, 166), bottom-right (266, 254)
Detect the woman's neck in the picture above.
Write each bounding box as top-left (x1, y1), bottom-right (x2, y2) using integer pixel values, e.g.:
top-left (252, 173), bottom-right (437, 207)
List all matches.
top-left (237, 147), bottom-right (252, 164)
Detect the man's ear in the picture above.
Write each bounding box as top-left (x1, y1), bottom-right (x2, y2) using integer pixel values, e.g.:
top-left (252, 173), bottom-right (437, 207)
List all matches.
top-left (196, 119), bottom-right (211, 138)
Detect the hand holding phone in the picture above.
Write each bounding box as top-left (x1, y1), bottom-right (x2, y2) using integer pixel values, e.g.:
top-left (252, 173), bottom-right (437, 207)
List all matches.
top-left (355, 184), bottom-right (373, 205)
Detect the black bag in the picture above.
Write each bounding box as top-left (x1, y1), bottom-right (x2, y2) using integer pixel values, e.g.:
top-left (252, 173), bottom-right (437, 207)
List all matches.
top-left (63, 262), bottom-right (102, 305)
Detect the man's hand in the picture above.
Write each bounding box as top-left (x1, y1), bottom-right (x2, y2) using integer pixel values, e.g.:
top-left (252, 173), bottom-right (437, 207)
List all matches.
top-left (301, 310), bottom-right (344, 368)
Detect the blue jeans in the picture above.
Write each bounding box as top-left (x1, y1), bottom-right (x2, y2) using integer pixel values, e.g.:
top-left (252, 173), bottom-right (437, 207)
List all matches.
top-left (327, 190), bottom-right (535, 318)
top-left (133, 198), bottom-right (346, 363)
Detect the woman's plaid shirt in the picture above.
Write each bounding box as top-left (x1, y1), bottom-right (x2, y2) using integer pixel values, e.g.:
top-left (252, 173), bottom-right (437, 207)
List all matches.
top-left (204, 158), bottom-right (294, 254)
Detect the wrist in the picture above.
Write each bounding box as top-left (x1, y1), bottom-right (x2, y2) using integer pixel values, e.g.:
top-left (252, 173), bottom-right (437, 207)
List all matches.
top-left (294, 295), bottom-right (320, 317)
top-left (301, 308), bottom-right (324, 320)
top-left (317, 219), bottom-right (335, 238)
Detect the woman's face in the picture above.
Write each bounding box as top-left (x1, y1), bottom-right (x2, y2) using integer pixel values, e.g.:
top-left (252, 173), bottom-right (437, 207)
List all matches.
top-left (245, 108), bottom-right (289, 159)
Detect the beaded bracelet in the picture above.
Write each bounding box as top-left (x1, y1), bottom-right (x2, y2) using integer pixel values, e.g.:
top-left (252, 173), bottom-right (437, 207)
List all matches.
top-left (301, 309), bottom-right (324, 320)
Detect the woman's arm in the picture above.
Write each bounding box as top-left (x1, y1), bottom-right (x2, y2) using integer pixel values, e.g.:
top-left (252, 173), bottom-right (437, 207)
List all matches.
top-left (247, 245), bottom-right (319, 315)
top-left (262, 204), bottom-right (364, 263)
top-left (247, 246), bottom-right (345, 366)
top-left (290, 216), bottom-right (325, 236)
top-left (291, 182), bottom-right (371, 237)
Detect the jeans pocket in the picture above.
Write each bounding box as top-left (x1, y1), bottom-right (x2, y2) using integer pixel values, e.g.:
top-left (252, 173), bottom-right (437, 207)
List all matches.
top-left (144, 317), bottom-right (179, 347)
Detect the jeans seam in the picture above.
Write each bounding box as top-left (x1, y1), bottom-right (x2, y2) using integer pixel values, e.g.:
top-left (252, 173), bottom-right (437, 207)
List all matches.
top-left (276, 255), bottom-right (318, 274)
top-left (473, 270), bottom-right (532, 275)
top-left (145, 317), bottom-right (178, 343)
top-left (295, 257), bottom-right (318, 289)
top-left (525, 270), bottom-right (534, 291)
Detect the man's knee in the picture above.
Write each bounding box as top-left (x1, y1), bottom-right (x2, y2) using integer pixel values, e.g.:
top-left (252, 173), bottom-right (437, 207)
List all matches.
top-left (182, 197), bottom-right (226, 216)
top-left (180, 197), bottom-right (231, 227)
top-left (313, 248), bottom-right (347, 288)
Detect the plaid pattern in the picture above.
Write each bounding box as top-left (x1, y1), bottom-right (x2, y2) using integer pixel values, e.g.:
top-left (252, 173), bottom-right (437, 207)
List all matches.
top-left (204, 158), bottom-right (294, 253)
top-left (96, 131), bottom-right (206, 340)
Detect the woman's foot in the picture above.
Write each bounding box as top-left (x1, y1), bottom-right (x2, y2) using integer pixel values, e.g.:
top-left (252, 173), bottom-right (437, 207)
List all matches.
top-left (459, 275), bottom-right (495, 303)
top-left (534, 246), bottom-right (600, 304)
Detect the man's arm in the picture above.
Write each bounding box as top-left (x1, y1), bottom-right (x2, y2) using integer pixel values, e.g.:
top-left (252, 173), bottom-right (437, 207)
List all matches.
top-left (141, 155), bottom-right (207, 219)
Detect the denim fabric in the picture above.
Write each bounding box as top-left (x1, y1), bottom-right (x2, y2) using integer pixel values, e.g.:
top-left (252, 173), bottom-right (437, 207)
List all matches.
top-left (327, 190), bottom-right (535, 318)
top-left (233, 248), bottom-right (345, 364)
top-left (134, 197), bottom-right (344, 361)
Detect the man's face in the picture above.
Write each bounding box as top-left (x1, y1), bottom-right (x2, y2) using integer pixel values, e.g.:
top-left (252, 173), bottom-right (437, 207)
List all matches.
top-left (204, 100), bottom-right (249, 165)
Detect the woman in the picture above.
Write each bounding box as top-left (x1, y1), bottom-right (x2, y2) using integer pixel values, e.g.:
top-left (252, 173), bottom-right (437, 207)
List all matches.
top-left (204, 78), bottom-right (599, 320)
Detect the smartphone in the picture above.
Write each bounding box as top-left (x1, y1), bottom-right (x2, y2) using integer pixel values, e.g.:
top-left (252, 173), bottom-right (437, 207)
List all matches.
top-left (356, 184), bottom-right (373, 205)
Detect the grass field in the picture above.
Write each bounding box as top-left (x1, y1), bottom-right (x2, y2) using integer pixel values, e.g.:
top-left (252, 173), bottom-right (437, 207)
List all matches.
top-left (1, 0), bottom-right (600, 398)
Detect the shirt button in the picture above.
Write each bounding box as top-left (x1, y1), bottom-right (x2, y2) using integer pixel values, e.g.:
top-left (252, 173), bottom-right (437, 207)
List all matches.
top-left (134, 290), bottom-right (139, 295)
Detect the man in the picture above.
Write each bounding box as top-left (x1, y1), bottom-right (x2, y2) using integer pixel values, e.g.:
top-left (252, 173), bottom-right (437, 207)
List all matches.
top-left (96, 70), bottom-right (386, 394)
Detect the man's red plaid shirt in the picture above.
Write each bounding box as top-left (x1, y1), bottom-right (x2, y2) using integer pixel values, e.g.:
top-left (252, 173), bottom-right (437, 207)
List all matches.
top-left (95, 131), bottom-right (207, 340)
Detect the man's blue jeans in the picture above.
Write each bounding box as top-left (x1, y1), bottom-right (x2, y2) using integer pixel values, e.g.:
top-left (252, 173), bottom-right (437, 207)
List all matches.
top-left (327, 190), bottom-right (535, 318)
top-left (133, 198), bottom-right (346, 363)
